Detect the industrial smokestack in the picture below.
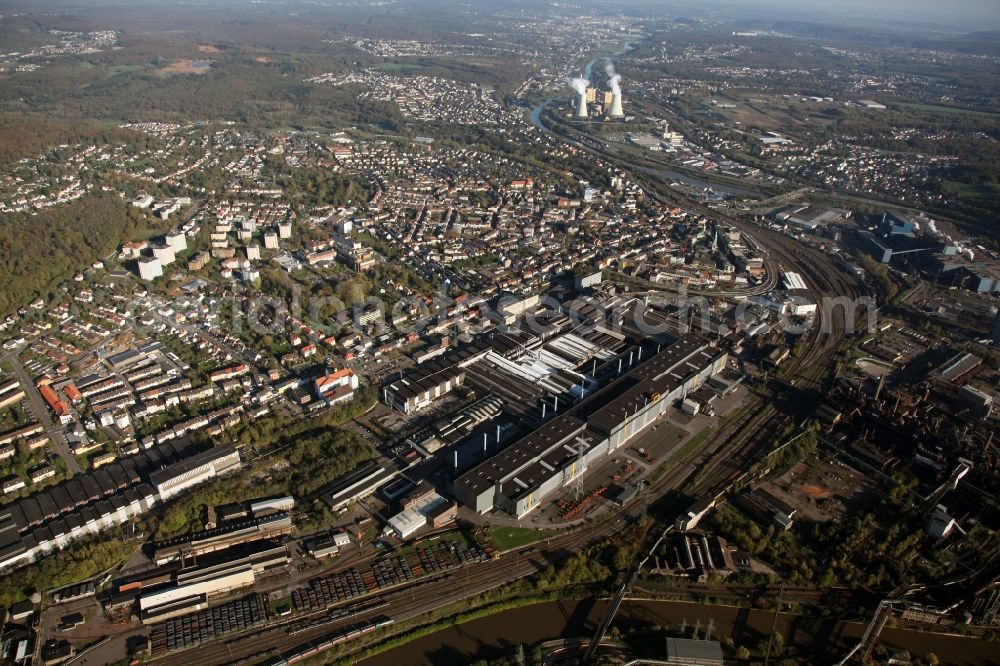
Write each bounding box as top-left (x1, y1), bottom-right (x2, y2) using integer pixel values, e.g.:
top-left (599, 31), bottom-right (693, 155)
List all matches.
top-left (608, 91), bottom-right (624, 117)
top-left (605, 62), bottom-right (624, 117)
top-left (568, 76), bottom-right (589, 118)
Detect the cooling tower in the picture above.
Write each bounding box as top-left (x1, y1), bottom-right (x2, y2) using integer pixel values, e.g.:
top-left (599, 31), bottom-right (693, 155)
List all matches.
top-left (576, 93), bottom-right (588, 118)
top-left (608, 92), bottom-right (624, 118)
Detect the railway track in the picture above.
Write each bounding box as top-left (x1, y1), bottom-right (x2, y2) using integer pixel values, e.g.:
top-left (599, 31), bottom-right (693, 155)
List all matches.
top-left (153, 100), bottom-right (871, 666)
top-left (155, 435), bottom-right (717, 666)
top-left (153, 520), bottom-right (633, 666)
top-left (643, 209), bottom-right (866, 501)
top-left (228, 119), bottom-right (870, 666)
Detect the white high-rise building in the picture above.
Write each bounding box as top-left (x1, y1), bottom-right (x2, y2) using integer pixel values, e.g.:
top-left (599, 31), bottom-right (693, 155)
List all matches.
top-left (264, 233), bottom-right (279, 250)
top-left (152, 245), bottom-right (175, 266)
top-left (138, 258), bottom-right (163, 281)
top-left (165, 232), bottom-right (187, 254)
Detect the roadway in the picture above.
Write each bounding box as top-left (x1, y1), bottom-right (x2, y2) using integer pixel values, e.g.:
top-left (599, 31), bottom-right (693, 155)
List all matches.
top-left (155, 86), bottom-right (864, 666)
top-left (3, 351), bottom-right (82, 476)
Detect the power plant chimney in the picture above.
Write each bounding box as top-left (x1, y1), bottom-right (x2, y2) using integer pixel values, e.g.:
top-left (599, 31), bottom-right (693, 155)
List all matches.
top-left (576, 93), bottom-right (588, 118)
top-left (608, 91), bottom-right (624, 118)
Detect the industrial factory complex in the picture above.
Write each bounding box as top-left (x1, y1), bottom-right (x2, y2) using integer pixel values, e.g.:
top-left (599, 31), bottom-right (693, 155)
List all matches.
top-left (569, 62), bottom-right (626, 120)
top-left (370, 287), bottom-right (738, 522)
top-left (0, 443), bottom-right (241, 571)
top-left (4, 6), bottom-right (999, 664)
top-left (106, 504), bottom-right (294, 623)
top-left (453, 333), bottom-right (727, 517)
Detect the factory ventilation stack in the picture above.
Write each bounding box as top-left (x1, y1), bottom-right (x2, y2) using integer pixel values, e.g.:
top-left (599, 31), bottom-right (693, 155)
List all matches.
top-left (608, 92), bottom-right (624, 118)
top-left (576, 93), bottom-right (588, 118)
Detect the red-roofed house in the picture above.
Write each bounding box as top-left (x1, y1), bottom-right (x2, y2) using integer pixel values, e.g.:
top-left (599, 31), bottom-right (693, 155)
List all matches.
top-left (39, 384), bottom-right (68, 417)
top-left (64, 383), bottom-right (83, 404)
top-left (314, 369), bottom-right (358, 404)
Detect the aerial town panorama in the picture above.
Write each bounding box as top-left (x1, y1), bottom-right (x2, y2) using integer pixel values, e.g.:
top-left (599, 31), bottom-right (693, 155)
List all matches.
top-left (0, 1), bottom-right (998, 665)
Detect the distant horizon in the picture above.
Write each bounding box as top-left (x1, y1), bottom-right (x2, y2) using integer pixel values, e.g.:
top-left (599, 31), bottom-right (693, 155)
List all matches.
top-left (3, 0), bottom-right (1000, 33)
top-left (635, 0), bottom-right (1000, 32)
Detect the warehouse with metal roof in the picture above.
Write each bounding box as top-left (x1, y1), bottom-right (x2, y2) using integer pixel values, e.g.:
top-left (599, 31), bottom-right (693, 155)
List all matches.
top-left (453, 334), bottom-right (727, 518)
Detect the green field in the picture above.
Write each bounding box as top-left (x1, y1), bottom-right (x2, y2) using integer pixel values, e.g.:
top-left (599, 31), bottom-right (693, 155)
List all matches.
top-left (892, 101), bottom-right (1000, 119)
top-left (488, 525), bottom-right (559, 551)
top-left (669, 425), bottom-right (714, 463)
top-left (376, 62), bottom-right (422, 72)
top-left (105, 64), bottom-right (143, 78)
top-left (734, 151), bottom-right (763, 165)
top-left (0, 402), bottom-right (31, 432)
top-left (940, 180), bottom-right (1000, 201)
top-left (269, 595), bottom-right (294, 615)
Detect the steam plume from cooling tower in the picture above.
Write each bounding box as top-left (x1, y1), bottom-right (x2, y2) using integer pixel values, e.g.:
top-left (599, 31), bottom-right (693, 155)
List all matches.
top-left (568, 76), bottom-right (589, 95)
top-left (605, 62), bottom-right (624, 117)
top-left (568, 76), bottom-right (589, 118)
top-left (605, 62), bottom-right (621, 96)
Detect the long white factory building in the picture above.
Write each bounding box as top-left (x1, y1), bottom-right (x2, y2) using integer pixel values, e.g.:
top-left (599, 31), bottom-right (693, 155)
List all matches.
top-left (0, 445), bottom-right (242, 571)
top-left (454, 334), bottom-right (727, 518)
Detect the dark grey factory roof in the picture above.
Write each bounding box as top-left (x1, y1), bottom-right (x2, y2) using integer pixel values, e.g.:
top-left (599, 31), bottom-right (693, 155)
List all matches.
top-left (665, 637), bottom-right (724, 663)
top-left (149, 445), bottom-right (237, 487)
top-left (106, 349), bottom-right (145, 368)
top-left (588, 340), bottom-right (723, 434)
top-left (386, 364), bottom-right (464, 401)
top-left (456, 334), bottom-right (721, 501)
top-left (455, 414), bottom-right (586, 497)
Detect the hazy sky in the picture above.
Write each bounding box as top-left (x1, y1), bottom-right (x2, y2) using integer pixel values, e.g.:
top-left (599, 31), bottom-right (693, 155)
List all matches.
top-left (701, 0), bottom-right (1000, 30)
top-left (7, 0), bottom-right (999, 31)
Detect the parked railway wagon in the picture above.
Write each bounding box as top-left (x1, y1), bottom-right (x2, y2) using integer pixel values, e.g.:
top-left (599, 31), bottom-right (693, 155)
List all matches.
top-left (276, 618), bottom-right (395, 665)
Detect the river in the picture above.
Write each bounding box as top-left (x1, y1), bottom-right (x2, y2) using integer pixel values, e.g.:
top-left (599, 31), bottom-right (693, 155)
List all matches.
top-left (361, 599), bottom-right (998, 665)
top-left (528, 42), bottom-right (764, 199)
top-left (529, 43), bottom-right (633, 131)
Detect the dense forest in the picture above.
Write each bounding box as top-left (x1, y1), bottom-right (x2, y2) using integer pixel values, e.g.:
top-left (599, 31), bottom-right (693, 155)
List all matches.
top-left (0, 193), bottom-right (156, 317)
top-left (0, 120), bottom-right (139, 164)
